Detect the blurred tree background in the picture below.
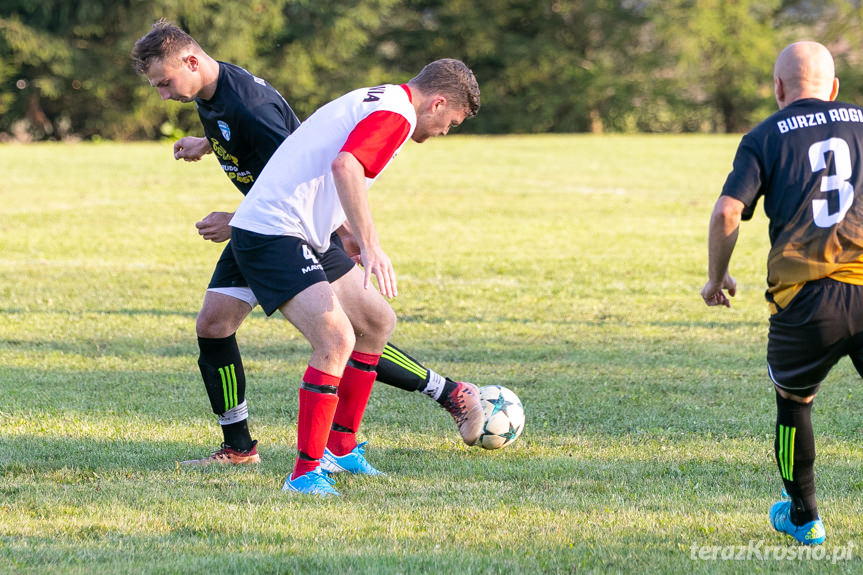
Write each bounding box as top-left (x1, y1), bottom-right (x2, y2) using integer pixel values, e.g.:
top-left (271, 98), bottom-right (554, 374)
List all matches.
top-left (1, 0), bottom-right (862, 140)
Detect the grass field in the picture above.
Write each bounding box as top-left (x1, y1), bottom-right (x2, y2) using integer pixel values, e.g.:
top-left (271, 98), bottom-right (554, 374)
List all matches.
top-left (1, 136), bottom-right (861, 574)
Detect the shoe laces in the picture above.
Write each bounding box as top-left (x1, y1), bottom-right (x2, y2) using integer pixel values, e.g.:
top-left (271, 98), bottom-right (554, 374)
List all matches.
top-left (213, 441), bottom-right (255, 456)
top-left (211, 443), bottom-right (234, 457)
top-left (443, 386), bottom-right (470, 423)
top-left (310, 468), bottom-right (336, 486)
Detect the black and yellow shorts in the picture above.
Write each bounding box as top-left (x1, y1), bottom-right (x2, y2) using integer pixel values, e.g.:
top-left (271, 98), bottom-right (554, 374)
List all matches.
top-left (768, 278), bottom-right (863, 396)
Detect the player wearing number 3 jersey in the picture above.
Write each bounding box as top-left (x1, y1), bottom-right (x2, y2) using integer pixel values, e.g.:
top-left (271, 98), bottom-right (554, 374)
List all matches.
top-left (701, 41), bottom-right (863, 545)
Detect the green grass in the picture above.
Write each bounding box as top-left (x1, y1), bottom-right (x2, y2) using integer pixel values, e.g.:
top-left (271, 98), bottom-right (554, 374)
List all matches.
top-left (1, 136), bottom-right (861, 574)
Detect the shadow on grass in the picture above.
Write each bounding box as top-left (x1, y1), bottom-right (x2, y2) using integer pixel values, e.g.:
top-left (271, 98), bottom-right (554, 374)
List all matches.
top-left (0, 325), bottom-right (763, 364)
top-left (1, 432), bottom-right (858, 496)
top-left (0, 307), bottom-right (199, 318)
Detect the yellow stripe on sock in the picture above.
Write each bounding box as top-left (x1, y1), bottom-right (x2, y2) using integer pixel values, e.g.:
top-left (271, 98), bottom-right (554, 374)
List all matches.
top-left (381, 345), bottom-right (427, 379)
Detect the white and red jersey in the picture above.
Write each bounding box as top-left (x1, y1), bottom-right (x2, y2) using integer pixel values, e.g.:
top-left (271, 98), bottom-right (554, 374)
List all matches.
top-left (229, 83), bottom-right (416, 252)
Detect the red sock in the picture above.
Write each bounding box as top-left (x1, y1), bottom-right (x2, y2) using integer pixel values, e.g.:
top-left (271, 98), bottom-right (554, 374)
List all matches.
top-left (292, 366), bottom-right (339, 480)
top-left (327, 351), bottom-right (379, 456)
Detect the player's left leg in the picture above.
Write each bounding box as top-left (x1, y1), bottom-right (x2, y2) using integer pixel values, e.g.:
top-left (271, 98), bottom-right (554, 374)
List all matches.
top-left (324, 265), bottom-right (395, 475)
top-left (183, 243), bottom-right (261, 465)
top-left (377, 344), bottom-right (483, 445)
top-left (184, 289), bottom-right (259, 466)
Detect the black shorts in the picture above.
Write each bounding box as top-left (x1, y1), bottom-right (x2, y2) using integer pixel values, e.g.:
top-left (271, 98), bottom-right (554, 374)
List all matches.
top-left (208, 234), bottom-right (354, 290)
top-left (767, 278), bottom-right (863, 395)
top-left (227, 229), bottom-right (355, 316)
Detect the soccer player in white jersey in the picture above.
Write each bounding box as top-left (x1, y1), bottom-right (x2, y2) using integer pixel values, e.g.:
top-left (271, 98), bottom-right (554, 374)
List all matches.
top-left (229, 59), bottom-right (480, 495)
top-left (132, 22), bottom-right (485, 475)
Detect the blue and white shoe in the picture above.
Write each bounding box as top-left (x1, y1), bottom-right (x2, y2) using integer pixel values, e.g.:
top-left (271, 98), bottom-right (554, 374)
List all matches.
top-left (320, 442), bottom-right (385, 476)
top-left (281, 467), bottom-right (341, 497)
top-left (769, 497), bottom-right (825, 545)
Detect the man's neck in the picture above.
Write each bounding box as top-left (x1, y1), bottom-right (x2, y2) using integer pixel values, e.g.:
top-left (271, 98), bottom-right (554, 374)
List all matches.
top-left (196, 57), bottom-right (220, 101)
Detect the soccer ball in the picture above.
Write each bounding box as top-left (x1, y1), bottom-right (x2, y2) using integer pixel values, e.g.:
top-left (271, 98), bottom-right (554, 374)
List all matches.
top-left (476, 385), bottom-right (525, 450)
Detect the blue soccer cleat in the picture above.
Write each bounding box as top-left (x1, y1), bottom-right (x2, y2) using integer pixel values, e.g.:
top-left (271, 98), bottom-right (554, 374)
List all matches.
top-left (281, 467), bottom-right (341, 497)
top-left (320, 442), bottom-right (385, 476)
top-left (769, 498), bottom-right (825, 545)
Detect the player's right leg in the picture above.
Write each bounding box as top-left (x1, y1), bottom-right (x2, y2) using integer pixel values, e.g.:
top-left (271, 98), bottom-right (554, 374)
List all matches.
top-left (765, 279), bottom-right (849, 544)
top-left (277, 281), bottom-right (355, 496)
top-left (183, 244), bottom-right (259, 466)
top-left (230, 229), bottom-right (352, 496)
top-left (769, 387), bottom-right (825, 545)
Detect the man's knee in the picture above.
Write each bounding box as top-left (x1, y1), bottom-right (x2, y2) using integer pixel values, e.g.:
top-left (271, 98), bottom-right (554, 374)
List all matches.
top-left (774, 384), bottom-right (817, 405)
top-left (375, 305), bottom-right (397, 340)
top-left (196, 302), bottom-right (247, 338)
top-left (312, 316), bottom-right (356, 367)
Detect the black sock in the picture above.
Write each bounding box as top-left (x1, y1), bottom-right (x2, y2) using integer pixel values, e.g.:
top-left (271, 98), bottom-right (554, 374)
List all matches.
top-left (775, 391), bottom-right (818, 524)
top-left (198, 334), bottom-right (247, 414)
top-left (435, 378), bottom-right (459, 405)
top-left (375, 343), bottom-right (429, 392)
top-left (222, 419), bottom-right (253, 452)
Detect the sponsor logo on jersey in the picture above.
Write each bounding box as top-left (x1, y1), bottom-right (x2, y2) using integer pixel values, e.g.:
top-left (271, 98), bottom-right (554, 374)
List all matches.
top-left (218, 120), bottom-right (231, 141)
top-left (301, 263), bottom-right (324, 275)
top-left (364, 86), bottom-right (386, 103)
top-left (776, 107), bottom-right (863, 134)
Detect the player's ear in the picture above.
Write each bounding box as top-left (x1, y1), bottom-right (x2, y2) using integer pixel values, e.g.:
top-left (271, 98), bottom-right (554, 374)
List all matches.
top-left (432, 95), bottom-right (447, 113)
top-left (830, 77), bottom-right (839, 101)
top-left (774, 76), bottom-right (785, 108)
top-left (185, 54), bottom-right (199, 72)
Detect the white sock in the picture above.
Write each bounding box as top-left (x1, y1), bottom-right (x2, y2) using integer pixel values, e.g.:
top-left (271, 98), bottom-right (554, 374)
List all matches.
top-left (421, 370), bottom-right (447, 401)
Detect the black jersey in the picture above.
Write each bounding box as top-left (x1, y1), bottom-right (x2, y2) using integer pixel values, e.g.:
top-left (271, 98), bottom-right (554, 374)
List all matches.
top-left (722, 98), bottom-right (863, 309)
top-left (195, 61), bottom-right (300, 195)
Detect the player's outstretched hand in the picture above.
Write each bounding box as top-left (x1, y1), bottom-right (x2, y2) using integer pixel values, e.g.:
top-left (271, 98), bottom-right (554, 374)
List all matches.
top-left (195, 211), bottom-right (233, 243)
top-left (174, 136), bottom-right (212, 162)
top-left (701, 273), bottom-right (737, 308)
top-left (361, 244), bottom-right (398, 299)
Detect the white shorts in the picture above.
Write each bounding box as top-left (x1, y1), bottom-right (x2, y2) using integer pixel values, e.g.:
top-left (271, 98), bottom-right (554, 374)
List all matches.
top-left (207, 286), bottom-right (258, 309)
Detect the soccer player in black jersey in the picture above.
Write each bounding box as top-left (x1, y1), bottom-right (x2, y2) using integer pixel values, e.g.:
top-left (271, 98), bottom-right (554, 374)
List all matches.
top-left (701, 41), bottom-right (863, 545)
top-left (131, 20), bottom-right (483, 470)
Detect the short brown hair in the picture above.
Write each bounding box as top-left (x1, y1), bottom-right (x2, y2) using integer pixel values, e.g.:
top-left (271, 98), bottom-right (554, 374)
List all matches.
top-left (409, 59), bottom-right (480, 118)
top-left (131, 19), bottom-right (200, 74)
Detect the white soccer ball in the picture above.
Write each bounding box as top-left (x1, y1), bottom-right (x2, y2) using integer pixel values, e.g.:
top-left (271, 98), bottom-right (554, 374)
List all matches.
top-left (476, 385), bottom-right (525, 450)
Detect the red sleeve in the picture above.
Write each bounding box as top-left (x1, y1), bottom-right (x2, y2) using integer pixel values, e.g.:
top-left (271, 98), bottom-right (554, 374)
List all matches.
top-left (340, 110), bottom-right (411, 178)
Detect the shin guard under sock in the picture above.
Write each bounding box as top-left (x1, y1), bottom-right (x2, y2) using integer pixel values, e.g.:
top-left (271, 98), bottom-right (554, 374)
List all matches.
top-left (198, 335), bottom-right (253, 450)
top-left (775, 391), bottom-right (818, 524)
top-left (292, 366), bottom-right (339, 479)
top-left (376, 343), bottom-right (428, 392)
top-left (328, 351), bottom-right (379, 456)
top-left (198, 334), bottom-right (247, 415)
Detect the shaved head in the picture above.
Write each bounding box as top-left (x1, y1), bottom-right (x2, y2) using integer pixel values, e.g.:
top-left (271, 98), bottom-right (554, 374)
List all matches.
top-left (774, 41), bottom-right (837, 108)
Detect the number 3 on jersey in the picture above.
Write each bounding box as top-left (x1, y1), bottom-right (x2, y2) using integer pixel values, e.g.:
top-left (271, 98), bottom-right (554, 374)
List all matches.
top-left (809, 137), bottom-right (854, 227)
